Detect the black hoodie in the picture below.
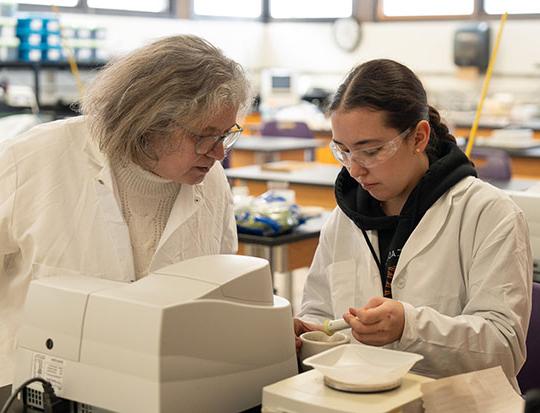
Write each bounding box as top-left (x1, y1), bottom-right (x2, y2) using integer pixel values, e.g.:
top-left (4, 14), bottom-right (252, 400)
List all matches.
top-left (334, 140), bottom-right (477, 298)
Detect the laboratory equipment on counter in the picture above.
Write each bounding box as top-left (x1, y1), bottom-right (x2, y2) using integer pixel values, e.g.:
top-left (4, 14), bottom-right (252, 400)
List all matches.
top-left (302, 345), bottom-right (423, 393)
top-left (13, 255), bottom-right (298, 413)
top-left (259, 68), bottom-right (300, 119)
top-left (262, 368), bottom-right (433, 413)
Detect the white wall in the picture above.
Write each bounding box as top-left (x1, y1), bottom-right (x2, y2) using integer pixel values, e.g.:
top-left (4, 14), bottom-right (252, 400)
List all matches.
top-left (58, 13), bottom-right (540, 72)
top-left (19, 12), bottom-right (540, 106)
top-left (60, 13), bottom-right (266, 71)
top-left (265, 19), bottom-right (540, 75)
top-left (263, 19), bottom-right (540, 97)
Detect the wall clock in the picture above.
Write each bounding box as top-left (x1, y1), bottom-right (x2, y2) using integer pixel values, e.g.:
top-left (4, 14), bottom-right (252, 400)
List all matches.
top-left (333, 17), bottom-right (362, 53)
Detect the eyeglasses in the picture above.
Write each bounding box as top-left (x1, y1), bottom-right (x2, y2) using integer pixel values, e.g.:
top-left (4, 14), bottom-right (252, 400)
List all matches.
top-left (330, 127), bottom-right (412, 168)
top-left (183, 123), bottom-right (243, 155)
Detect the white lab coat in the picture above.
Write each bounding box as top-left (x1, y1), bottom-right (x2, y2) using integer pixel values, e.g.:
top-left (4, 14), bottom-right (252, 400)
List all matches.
top-left (298, 176), bottom-right (532, 389)
top-left (0, 116), bottom-right (238, 386)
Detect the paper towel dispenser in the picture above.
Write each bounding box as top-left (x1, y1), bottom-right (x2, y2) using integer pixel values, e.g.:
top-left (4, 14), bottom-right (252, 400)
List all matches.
top-left (454, 23), bottom-right (490, 72)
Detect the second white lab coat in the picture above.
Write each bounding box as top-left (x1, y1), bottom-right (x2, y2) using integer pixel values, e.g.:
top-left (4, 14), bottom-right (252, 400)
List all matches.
top-left (298, 176), bottom-right (532, 389)
top-left (0, 116), bottom-right (238, 386)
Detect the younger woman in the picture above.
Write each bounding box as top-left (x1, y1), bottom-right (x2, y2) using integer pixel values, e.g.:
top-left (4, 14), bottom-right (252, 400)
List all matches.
top-left (295, 59), bottom-right (532, 389)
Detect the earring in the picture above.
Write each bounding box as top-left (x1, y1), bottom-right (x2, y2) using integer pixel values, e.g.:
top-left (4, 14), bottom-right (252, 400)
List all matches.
top-left (415, 148), bottom-right (421, 154)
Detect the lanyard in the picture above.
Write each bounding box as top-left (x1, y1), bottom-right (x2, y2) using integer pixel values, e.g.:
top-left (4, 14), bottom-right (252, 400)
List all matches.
top-left (361, 228), bottom-right (385, 279)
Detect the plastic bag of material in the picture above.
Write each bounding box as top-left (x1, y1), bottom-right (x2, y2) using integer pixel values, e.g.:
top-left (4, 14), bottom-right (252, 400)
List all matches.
top-left (235, 190), bottom-right (305, 236)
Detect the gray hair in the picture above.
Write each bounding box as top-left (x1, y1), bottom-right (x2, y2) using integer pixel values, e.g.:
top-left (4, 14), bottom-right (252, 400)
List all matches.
top-left (80, 34), bottom-right (251, 166)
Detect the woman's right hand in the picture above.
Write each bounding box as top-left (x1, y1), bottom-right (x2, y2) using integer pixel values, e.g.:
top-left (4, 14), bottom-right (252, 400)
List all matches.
top-left (293, 318), bottom-right (322, 352)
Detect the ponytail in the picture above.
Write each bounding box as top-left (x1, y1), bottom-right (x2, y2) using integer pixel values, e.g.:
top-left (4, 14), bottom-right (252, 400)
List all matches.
top-left (427, 105), bottom-right (456, 158)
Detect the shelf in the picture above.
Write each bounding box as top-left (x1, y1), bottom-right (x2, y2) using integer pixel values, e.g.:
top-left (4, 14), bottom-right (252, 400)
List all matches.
top-left (0, 60), bottom-right (107, 110)
top-left (0, 60), bottom-right (106, 70)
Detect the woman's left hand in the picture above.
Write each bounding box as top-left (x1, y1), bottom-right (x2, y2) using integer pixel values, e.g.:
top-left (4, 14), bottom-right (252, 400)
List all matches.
top-left (343, 296), bottom-right (405, 346)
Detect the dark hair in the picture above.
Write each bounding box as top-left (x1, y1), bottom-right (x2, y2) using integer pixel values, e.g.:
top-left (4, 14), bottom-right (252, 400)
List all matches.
top-left (328, 59), bottom-right (455, 158)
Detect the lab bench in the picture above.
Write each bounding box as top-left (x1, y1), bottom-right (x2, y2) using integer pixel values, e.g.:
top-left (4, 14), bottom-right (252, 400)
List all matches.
top-left (227, 163), bottom-right (339, 209)
top-left (230, 135), bottom-right (325, 168)
top-left (226, 162), bottom-right (539, 209)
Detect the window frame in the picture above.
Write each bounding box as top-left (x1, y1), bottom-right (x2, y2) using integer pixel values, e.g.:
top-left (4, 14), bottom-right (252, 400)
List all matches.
top-left (189, 0), bottom-right (264, 21)
top-left (376, 0), bottom-right (540, 21)
top-left (482, 0), bottom-right (540, 18)
top-left (16, 0), bottom-right (177, 18)
top-left (16, 0), bottom-right (540, 21)
top-left (266, 0), bottom-right (356, 23)
top-left (376, 0), bottom-right (478, 21)
top-left (190, 0), bottom-right (356, 23)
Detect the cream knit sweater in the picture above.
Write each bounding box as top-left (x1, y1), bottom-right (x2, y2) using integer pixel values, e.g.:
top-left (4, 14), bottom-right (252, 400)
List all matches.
top-left (113, 162), bottom-right (181, 279)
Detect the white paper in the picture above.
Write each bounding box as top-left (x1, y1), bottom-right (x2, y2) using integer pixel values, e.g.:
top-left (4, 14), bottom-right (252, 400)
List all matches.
top-left (421, 366), bottom-right (524, 413)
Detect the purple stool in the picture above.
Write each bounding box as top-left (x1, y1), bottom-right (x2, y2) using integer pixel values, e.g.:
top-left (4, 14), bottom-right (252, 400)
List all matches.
top-left (518, 282), bottom-right (540, 394)
top-left (472, 147), bottom-right (512, 182)
top-left (260, 120), bottom-right (314, 139)
top-left (260, 121), bottom-right (315, 161)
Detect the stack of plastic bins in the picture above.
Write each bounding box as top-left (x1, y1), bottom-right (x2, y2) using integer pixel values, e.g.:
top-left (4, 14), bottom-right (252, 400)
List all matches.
top-left (16, 16), bottom-right (61, 62)
top-left (72, 25), bottom-right (92, 62)
top-left (64, 25), bottom-right (107, 63)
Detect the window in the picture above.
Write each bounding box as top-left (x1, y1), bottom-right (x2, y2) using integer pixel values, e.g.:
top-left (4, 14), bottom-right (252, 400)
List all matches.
top-left (269, 0), bottom-right (353, 19)
top-left (87, 0), bottom-right (169, 13)
top-left (192, 0), bottom-right (353, 20)
top-left (17, 0), bottom-right (78, 5)
top-left (192, 0), bottom-right (262, 18)
top-left (380, 0), bottom-right (474, 17)
top-left (17, 0), bottom-right (174, 15)
top-left (484, 0), bottom-right (540, 15)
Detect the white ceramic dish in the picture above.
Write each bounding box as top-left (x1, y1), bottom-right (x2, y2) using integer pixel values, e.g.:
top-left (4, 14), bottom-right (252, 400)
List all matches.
top-left (299, 331), bottom-right (349, 366)
top-left (303, 344), bottom-right (423, 393)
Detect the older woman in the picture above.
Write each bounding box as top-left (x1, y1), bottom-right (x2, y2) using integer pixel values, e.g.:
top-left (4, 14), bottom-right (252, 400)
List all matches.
top-left (0, 35), bottom-right (250, 385)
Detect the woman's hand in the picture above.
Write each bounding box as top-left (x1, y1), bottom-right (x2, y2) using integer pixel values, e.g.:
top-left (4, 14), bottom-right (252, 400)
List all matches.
top-left (293, 318), bottom-right (322, 352)
top-left (343, 296), bottom-right (405, 346)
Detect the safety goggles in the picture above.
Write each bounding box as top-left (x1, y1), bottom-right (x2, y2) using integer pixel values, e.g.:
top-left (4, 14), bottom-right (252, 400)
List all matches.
top-left (330, 127), bottom-right (412, 168)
